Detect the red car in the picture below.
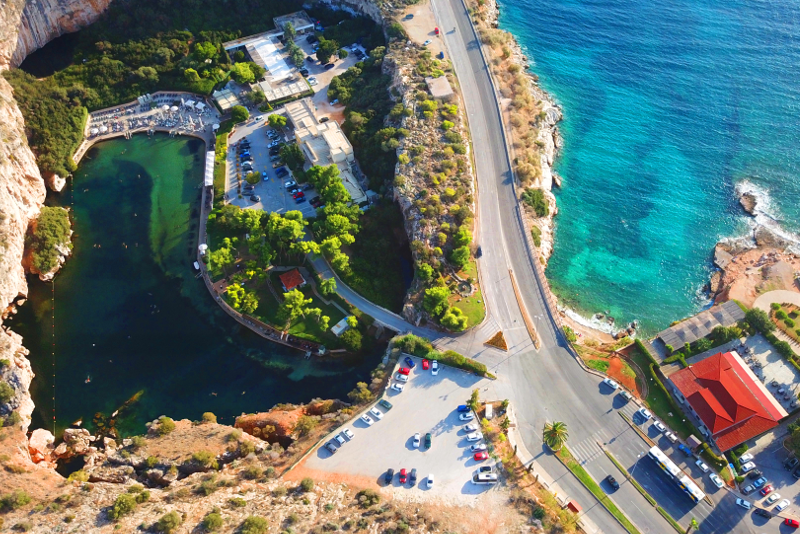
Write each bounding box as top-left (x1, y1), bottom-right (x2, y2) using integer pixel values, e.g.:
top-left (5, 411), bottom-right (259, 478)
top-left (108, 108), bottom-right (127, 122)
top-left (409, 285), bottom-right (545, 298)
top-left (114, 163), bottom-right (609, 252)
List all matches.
top-left (398, 367), bottom-right (411, 375)
top-left (786, 519), bottom-right (799, 528)
top-left (760, 484), bottom-right (773, 496)
top-left (399, 468), bottom-right (407, 484)
top-left (434, 27), bottom-right (440, 35)
top-left (474, 452), bottom-right (488, 461)
top-left (292, 191), bottom-right (305, 199)
top-left (422, 359), bottom-right (429, 370)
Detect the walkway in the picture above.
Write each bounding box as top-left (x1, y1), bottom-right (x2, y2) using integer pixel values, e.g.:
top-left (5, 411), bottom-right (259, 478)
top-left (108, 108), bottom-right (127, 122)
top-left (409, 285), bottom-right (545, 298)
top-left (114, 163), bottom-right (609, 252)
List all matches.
top-left (753, 289), bottom-right (800, 313)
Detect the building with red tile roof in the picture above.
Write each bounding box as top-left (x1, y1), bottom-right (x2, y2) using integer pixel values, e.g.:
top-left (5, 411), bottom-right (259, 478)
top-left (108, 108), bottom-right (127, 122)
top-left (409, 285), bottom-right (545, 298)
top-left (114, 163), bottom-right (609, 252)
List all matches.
top-left (669, 352), bottom-right (787, 452)
top-left (278, 269), bottom-right (306, 292)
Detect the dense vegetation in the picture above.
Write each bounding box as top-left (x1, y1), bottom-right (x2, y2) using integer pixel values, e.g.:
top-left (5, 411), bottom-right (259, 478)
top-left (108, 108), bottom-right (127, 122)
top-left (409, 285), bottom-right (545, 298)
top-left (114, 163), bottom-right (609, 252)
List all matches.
top-left (522, 187), bottom-right (549, 218)
top-left (27, 206), bottom-right (71, 273)
top-left (395, 334), bottom-right (488, 376)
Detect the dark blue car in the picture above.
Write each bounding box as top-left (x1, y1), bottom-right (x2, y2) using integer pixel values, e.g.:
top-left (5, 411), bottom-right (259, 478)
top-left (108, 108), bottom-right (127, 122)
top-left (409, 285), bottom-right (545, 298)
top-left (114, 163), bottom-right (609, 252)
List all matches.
top-left (457, 405), bottom-right (470, 413)
top-left (404, 356), bottom-right (416, 369)
top-left (677, 444), bottom-right (692, 456)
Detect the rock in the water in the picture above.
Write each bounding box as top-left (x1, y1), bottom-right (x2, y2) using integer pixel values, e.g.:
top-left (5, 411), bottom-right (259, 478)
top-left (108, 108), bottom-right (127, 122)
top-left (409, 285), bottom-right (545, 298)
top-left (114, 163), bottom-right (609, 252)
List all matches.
top-left (709, 271), bottom-right (722, 294)
top-left (739, 192), bottom-right (757, 215)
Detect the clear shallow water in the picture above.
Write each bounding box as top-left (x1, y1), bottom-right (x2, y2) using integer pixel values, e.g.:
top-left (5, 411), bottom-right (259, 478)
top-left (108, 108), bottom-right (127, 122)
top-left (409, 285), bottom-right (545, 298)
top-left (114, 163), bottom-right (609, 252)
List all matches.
top-left (499, 0), bottom-right (800, 334)
top-left (11, 135), bottom-right (381, 436)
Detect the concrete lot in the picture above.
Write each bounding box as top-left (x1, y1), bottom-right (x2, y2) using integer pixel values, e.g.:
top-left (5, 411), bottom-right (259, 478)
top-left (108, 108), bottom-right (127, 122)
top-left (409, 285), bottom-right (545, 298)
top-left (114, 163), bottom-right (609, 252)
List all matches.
top-left (294, 38), bottom-right (359, 120)
top-left (302, 356), bottom-right (497, 501)
top-left (225, 118), bottom-right (318, 218)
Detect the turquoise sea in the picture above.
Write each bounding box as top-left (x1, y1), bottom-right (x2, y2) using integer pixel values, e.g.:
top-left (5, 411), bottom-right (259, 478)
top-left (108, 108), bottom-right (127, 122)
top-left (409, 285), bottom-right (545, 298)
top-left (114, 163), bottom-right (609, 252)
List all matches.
top-left (10, 135), bottom-right (382, 436)
top-left (499, 0), bottom-right (800, 334)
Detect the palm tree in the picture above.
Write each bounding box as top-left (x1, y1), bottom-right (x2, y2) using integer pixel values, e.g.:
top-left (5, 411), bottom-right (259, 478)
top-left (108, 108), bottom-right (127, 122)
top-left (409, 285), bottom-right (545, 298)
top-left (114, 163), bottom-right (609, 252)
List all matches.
top-left (543, 421), bottom-right (569, 451)
top-left (685, 518), bottom-right (699, 534)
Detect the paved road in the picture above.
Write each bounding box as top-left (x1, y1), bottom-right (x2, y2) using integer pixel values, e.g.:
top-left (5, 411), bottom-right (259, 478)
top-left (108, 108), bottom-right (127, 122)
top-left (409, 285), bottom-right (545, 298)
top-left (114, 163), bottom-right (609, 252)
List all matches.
top-left (424, 0), bottom-right (762, 532)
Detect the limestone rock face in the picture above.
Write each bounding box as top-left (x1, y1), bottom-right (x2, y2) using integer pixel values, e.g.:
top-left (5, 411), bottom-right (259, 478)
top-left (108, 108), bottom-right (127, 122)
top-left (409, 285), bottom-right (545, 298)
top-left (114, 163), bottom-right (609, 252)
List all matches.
top-left (0, 328), bottom-right (36, 430)
top-left (28, 428), bottom-right (55, 464)
top-left (5, 0), bottom-right (112, 68)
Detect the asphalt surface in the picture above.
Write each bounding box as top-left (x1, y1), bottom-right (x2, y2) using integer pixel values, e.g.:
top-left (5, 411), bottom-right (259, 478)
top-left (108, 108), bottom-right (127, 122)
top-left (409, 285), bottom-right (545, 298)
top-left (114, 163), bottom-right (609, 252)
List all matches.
top-left (423, 0), bottom-right (763, 532)
top-left (304, 356), bottom-right (496, 500)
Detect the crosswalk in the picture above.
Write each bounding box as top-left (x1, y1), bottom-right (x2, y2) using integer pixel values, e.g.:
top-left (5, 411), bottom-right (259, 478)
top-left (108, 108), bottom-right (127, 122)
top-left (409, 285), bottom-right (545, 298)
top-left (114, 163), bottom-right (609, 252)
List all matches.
top-left (570, 428), bottom-right (611, 465)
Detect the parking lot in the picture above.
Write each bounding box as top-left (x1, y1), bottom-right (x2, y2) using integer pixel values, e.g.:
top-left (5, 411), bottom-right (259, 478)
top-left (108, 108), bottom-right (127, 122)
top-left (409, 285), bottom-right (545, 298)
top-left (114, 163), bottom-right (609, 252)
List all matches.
top-left (225, 119), bottom-right (318, 218)
top-left (301, 356), bottom-right (497, 501)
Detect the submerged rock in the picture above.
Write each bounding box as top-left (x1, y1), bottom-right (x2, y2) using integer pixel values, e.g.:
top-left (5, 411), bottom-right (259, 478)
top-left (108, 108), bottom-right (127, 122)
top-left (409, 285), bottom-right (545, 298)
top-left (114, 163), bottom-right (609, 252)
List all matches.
top-left (739, 192), bottom-right (757, 215)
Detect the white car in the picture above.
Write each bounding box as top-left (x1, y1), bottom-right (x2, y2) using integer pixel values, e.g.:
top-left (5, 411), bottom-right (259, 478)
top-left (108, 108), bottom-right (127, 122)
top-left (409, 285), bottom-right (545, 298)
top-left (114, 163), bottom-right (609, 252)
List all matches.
top-left (739, 453), bottom-right (754, 463)
top-left (775, 499), bottom-right (790, 512)
top-left (470, 443), bottom-right (487, 452)
top-left (664, 432), bottom-right (678, 443)
top-left (284, 180), bottom-right (297, 189)
top-left (423, 39), bottom-right (432, 46)
top-left (427, 474), bottom-right (434, 488)
top-left (334, 434), bottom-right (346, 446)
top-left (766, 492), bottom-right (781, 505)
top-left (360, 414), bottom-right (374, 425)
top-left (431, 360), bottom-right (439, 375)
top-left (740, 461), bottom-right (756, 473)
top-left (602, 378), bottom-right (619, 390)
top-left (463, 423), bottom-right (478, 432)
top-left (396, 373), bottom-right (408, 382)
top-left (695, 460), bottom-right (709, 472)
top-left (342, 428), bottom-right (354, 440)
top-left (412, 433), bottom-right (421, 448)
top-left (391, 382), bottom-right (405, 392)
top-left (736, 498), bottom-right (751, 510)
top-left (653, 421), bottom-right (667, 433)
top-left (466, 432), bottom-right (482, 442)
top-left (708, 473), bottom-right (723, 488)
top-left (369, 408), bottom-right (384, 420)
top-left (459, 412), bottom-right (474, 421)
top-left (637, 408), bottom-right (652, 421)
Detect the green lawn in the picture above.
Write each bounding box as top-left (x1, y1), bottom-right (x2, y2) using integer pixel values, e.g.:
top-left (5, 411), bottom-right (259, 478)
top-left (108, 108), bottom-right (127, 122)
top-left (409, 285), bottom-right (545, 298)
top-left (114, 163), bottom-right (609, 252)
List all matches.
top-left (586, 359), bottom-right (610, 373)
top-left (448, 259), bottom-right (486, 327)
top-left (213, 120), bottom-right (233, 203)
top-left (557, 447), bottom-right (642, 534)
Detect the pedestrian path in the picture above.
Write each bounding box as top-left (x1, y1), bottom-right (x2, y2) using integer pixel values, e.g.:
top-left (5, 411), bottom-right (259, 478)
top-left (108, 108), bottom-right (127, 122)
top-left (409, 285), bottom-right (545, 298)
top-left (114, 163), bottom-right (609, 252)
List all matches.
top-left (570, 428), bottom-right (610, 465)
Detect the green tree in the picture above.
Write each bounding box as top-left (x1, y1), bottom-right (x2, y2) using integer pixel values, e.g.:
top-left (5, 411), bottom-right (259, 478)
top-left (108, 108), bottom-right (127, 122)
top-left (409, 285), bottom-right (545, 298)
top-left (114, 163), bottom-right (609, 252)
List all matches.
top-left (231, 105), bottom-right (250, 123)
top-left (449, 245), bottom-right (470, 269)
top-left (300, 478), bottom-right (315, 492)
top-left (341, 328), bottom-right (362, 352)
top-left (521, 188), bottom-right (549, 218)
top-left (280, 143), bottom-right (305, 171)
top-left (226, 283), bottom-right (259, 314)
top-left (207, 245), bottom-right (235, 275)
top-left (686, 518), bottom-right (699, 534)
top-left (284, 22), bottom-right (296, 41)
top-left (441, 306), bottom-right (468, 331)
top-left (184, 68), bottom-right (200, 82)
top-left (453, 226), bottom-right (472, 247)
top-left (29, 206), bottom-right (71, 274)
top-left (320, 277), bottom-right (337, 295)
top-left (347, 382), bottom-right (373, 404)
top-left (231, 62), bottom-right (254, 83)
top-left (108, 494), bottom-right (137, 521)
top-left (467, 389), bottom-right (480, 411)
top-left (245, 171), bottom-right (261, 185)
top-left (247, 89), bottom-right (266, 105)
top-left (542, 421), bottom-right (569, 451)
top-left (746, 308), bottom-right (774, 333)
top-left (316, 38), bottom-right (340, 64)
top-left (155, 511), bottom-right (182, 533)
top-left (291, 47), bottom-right (305, 67)
top-left (268, 114), bottom-right (287, 128)
top-left (424, 285), bottom-right (450, 317)
top-left (338, 48), bottom-right (349, 59)
top-left (294, 415), bottom-right (318, 436)
top-left (193, 41), bottom-right (217, 61)
top-left (277, 289), bottom-right (313, 328)
top-left (417, 262), bottom-right (434, 282)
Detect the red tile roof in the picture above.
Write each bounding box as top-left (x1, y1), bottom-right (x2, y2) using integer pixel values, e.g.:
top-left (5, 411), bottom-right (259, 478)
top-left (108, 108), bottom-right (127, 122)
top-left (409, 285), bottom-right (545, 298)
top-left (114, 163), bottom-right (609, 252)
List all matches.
top-left (670, 352), bottom-right (782, 451)
top-left (279, 269), bottom-right (305, 291)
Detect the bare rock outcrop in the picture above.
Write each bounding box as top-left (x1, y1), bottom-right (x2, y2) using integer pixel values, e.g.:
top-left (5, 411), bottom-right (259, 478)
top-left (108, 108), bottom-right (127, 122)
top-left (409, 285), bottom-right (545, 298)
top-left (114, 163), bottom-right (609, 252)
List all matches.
top-left (0, 328), bottom-right (36, 430)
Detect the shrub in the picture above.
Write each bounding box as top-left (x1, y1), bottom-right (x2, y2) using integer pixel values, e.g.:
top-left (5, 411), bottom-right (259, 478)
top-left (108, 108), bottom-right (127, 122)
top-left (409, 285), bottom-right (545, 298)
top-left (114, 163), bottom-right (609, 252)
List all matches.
top-left (341, 328), bottom-right (363, 352)
top-left (130, 435), bottom-right (146, 449)
top-left (203, 511), bottom-right (224, 532)
top-left (243, 465), bottom-right (262, 480)
top-left (530, 226), bottom-right (541, 247)
top-left (533, 506), bottom-right (546, 519)
top-left (0, 490), bottom-right (31, 511)
top-left (272, 486), bottom-right (288, 497)
top-left (156, 416), bottom-right (176, 436)
top-left (135, 490), bottom-right (150, 504)
top-left (356, 489), bottom-right (381, 507)
top-left (241, 516), bottom-right (269, 534)
top-left (146, 455), bottom-right (159, 468)
top-left (232, 105), bottom-right (250, 123)
top-left (300, 477), bottom-right (314, 492)
top-left (192, 450), bottom-right (219, 470)
top-left (0, 359), bottom-right (8, 368)
top-left (441, 120), bottom-right (454, 130)
top-left (196, 476), bottom-right (219, 496)
top-left (771, 303), bottom-right (781, 310)
top-left (563, 326), bottom-right (577, 343)
top-left (0, 382), bottom-right (15, 403)
top-left (347, 382), bottom-right (374, 404)
top-left (12, 521), bottom-right (33, 532)
top-left (287, 512), bottom-right (300, 524)
top-left (785, 318), bottom-right (796, 328)
top-left (229, 497), bottom-right (247, 508)
top-left (127, 484), bottom-right (144, 494)
top-left (776, 310), bottom-right (788, 321)
top-left (3, 411), bottom-right (21, 427)
top-left (67, 470), bottom-right (89, 483)
top-left (521, 188), bottom-right (549, 218)
top-left (108, 494), bottom-right (137, 520)
top-left (746, 308), bottom-right (774, 332)
top-left (156, 511), bottom-right (183, 533)
top-left (294, 415), bottom-right (318, 437)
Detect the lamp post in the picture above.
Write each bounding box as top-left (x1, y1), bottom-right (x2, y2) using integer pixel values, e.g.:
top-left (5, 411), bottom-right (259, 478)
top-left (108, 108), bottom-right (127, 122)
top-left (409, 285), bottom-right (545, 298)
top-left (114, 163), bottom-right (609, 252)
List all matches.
top-left (629, 453), bottom-right (643, 481)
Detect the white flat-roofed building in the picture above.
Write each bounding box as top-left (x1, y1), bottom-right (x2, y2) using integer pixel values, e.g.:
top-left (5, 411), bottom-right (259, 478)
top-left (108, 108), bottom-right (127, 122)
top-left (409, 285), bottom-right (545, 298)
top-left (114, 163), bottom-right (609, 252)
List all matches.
top-left (273, 11), bottom-right (316, 34)
top-left (246, 37), bottom-right (292, 82)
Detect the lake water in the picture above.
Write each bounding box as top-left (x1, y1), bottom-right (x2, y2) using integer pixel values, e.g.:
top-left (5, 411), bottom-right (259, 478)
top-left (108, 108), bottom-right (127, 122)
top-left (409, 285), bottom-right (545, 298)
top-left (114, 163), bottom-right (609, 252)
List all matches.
top-left (11, 134), bottom-right (382, 437)
top-left (499, 0), bottom-right (800, 334)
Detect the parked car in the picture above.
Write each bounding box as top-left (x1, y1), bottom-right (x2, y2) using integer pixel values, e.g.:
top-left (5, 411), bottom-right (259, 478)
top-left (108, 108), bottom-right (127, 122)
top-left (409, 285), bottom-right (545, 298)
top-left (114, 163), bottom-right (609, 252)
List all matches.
top-left (284, 180), bottom-right (297, 189)
top-left (427, 474), bottom-right (434, 488)
top-left (776, 499), bottom-right (791, 512)
top-left (785, 518), bottom-right (799, 528)
top-left (360, 414), bottom-right (373, 425)
top-left (384, 468), bottom-right (394, 484)
top-left (378, 399), bottom-right (393, 411)
top-left (319, 116), bottom-right (330, 123)
top-left (369, 407), bottom-right (384, 420)
top-left (637, 408), bottom-right (652, 421)
top-left (653, 421), bottom-right (667, 433)
top-left (399, 468), bottom-right (407, 484)
top-left (754, 508), bottom-right (772, 518)
top-left (459, 412), bottom-right (475, 421)
top-left (709, 473), bottom-right (724, 488)
top-left (748, 469), bottom-right (763, 479)
top-left (431, 360), bottom-right (439, 375)
top-left (474, 452), bottom-right (488, 461)
top-left (766, 492), bottom-right (781, 505)
top-left (409, 468), bottom-right (417, 485)
top-left (602, 378), bottom-right (619, 390)
top-left (793, 465), bottom-right (800, 478)
top-left (753, 477), bottom-right (768, 489)
top-left (740, 461), bottom-right (756, 473)
top-left (324, 63), bottom-right (335, 70)
top-left (457, 405), bottom-right (470, 412)
top-left (760, 484), bottom-right (773, 496)
top-left (342, 428), bottom-right (354, 440)
top-left (249, 195), bottom-right (260, 202)
top-left (398, 367), bottom-right (411, 375)
top-left (466, 432), bottom-right (482, 442)
top-left (739, 453), bottom-right (754, 462)
top-left (677, 443), bottom-right (692, 456)
top-left (302, 183), bottom-right (314, 191)
top-left (412, 433), bottom-right (421, 448)
top-left (404, 356), bottom-right (416, 368)
top-left (396, 373), bottom-right (408, 382)
top-left (422, 359), bottom-right (430, 370)
top-left (742, 484), bottom-right (755, 495)
top-left (463, 423), bottom-right (478, 432)
top-left (606, 475), bottom-right (620, 491)
top-left (306, 56), bottom-right (315, 62)
top-left (391, 382), bottom-right (404, 392)
top-left (424, 433), bottom-right (432, 449)
top-left (270, 155), bottom-right (281, 162)
top-left (736, 498), bottom-right (752, 510)
top-left (423, 39), bottom-right (432, 46)
top-left (294, 197), bottom-right (306, 204)
top-left (292, 191), bottom-right (305, 199)
top-left (696, 460), bottom-right (710, 472)
top-left (470, 443), bottom-right (487, 452)
top-left (478, 465), bottom-right (493, 474)
top-left (334, 434), bottom-right (346, 446)
top-left (324, 442), bottom-right (337, 454)
top-left (664, 432), bottom-right (678, 443)
top-left (786, 457), bottom-right (799, 470)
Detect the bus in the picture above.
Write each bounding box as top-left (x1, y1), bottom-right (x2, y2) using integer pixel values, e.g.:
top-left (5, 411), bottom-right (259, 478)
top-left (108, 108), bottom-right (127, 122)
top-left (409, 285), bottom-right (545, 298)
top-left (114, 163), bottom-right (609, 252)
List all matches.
top-left (648, 446), bottom-right (706, 504)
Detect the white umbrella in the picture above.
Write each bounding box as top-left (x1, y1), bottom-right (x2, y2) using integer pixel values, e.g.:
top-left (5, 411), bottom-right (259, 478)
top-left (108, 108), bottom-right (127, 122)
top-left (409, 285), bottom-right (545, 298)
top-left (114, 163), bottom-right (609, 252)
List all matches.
top-left (212, 123), bottom-right (220, 130)
top-left (170, 106), bottom-right (179, 112)
top-left (90, 128), bottom-right (99, 135)
top-left (99, 125), bottom-right (108, 133)
top-left (162, 104), bottom-right (169, 111)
